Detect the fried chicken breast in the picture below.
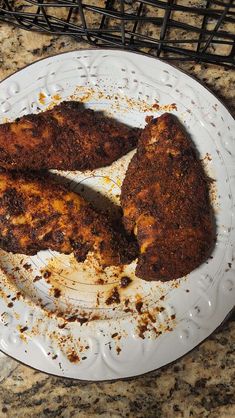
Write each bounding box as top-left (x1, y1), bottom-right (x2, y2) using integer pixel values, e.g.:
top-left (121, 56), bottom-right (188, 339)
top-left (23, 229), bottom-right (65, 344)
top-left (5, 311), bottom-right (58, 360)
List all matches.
top-left (0, 101), bottom-right (139, 171)
top-left (0, 171), bottom-right (135, 266)
top-left (121, 113), bottom-right (214, 281)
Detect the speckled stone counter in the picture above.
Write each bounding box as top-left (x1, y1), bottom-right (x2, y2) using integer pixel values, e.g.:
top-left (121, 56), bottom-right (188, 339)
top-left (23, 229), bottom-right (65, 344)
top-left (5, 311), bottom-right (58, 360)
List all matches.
top-left (0, 22), bottom-right (234, 418)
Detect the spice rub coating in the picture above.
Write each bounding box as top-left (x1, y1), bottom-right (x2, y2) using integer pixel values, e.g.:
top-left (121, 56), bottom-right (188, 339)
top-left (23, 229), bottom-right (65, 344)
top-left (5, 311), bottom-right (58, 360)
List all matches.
top-left (121, 113), bottom-right (214, 281)
top-left (0, 170), bottom-right (135, 266)
top-left (0, 101), bottom-right (139, 170)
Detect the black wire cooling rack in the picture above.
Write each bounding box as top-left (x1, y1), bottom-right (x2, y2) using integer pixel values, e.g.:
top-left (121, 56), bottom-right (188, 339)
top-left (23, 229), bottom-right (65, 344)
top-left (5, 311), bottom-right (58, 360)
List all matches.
top-left (0, 0), bottom-right (234, 66)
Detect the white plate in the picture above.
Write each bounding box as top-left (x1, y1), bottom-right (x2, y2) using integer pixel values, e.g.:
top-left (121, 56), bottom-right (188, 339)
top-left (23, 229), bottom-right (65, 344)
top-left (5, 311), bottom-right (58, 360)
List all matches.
top-left (0, 50), bottom-right (234, 381)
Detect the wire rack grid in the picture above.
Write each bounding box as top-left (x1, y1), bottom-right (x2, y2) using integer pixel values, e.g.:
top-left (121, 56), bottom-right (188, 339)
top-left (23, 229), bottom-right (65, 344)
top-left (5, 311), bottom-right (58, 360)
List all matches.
top-left (0, 0), bottom-right (234, 66)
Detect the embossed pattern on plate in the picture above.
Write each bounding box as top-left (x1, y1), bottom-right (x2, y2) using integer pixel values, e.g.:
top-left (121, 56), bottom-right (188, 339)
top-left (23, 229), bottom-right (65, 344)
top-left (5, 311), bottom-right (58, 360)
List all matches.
top-left (0, 50), bottom-right (234, 380)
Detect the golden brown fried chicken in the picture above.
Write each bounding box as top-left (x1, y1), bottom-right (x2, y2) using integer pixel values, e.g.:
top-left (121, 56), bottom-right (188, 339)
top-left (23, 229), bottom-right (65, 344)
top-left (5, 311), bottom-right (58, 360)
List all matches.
top-left (0, 171), bottom-right (135, 266)
top-left (0, 101), bottom-right (139, 170)
top-left (121, 113), bottom-right (214, 281)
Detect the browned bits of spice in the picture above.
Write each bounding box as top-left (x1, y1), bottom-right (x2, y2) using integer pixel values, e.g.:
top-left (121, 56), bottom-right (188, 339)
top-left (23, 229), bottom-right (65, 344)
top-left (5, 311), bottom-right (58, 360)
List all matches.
top-left (66, 315), bottom-right (88, 325)
top-left (67, 351), bottom-right (80, 363)
top-left (159, 306), bottom-right (165, 312)
top-left (19, 326), bottom-right (28, 333)
top-left (52, 94), bottom-right (61, 101)
top-left (152, 103), bottom-right (160, 110)
top-left (91, 315), bottom-right (100, 321)
top-left (23, 263), bottom-right (31, 270)
top-left (77, 317), bottom-right (89, 325)
top-left (111, 332), bottom-right (118, 338)
top-left (96, 278), bottom-right (104, 285)
top-left (124, 298), bottom-right (129, 307)
top-left (171, 314), bottom-right (176, 320)
top-left (39, 92), bottom-right (46, 104)
top-left (160, 295), bottom-right (165, 300)
top-left (43, 270), bottom-right (51, 279)
top-left (7, 302), bottom-right (13, 308)
top-left (138, 324), bottom-right (148, 339)
top-left (136, 301), bottom-right (143, 314)
top-left (52, 354), bottom-right (58, 360)
top-left (148, 312), bottom-right (156, 323)
top-left (66, 315), bottom-right (78, 322)
top-left (33, 275), bottom-right (42, 282)
top-left (116, 346), bottom-right (121, 355)
top-left (105, 287), bottom-right (120, 305)
top-left (166, 325), bottom-right (173, 332)
top-left (53, 288), bottom-right (61, 298)
top-left (120, 276), bottom-right (132, 288)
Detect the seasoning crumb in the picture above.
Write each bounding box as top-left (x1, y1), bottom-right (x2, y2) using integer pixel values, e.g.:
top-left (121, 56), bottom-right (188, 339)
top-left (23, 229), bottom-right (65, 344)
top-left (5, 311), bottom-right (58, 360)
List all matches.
top-left (105, 287), bottom-right (120, 305)
top-left (43, 270), bottom-right (51, 279)
top-left (39, 92), bottom-right (46, 104)
top-left (23, 263), bottom-right (31, 270)
top-left (124, 299), bottom-right (129, 307)
top-left (116, 346), bottom-right (121, 355)
top-left (66, 316), bottom-right (88, 325)
top-left (111, 332), bottom-right (118, 338)
top-left (54, 288), bottom-right (61, 298)
top-left (33, 275), bottom-right (42, 282)
top-left (148, 312), bottom-right (156, 323)
top-left (120, 276), bottom-right (132, 288)
top-left (136, 301), bottom-right (143, 314)
top-left (67, 351), bottom-right (80, 363)
top-left (7, 302), bottom-right (13, 308)
top-left (138, 324), bottom-right (148, 339)
top-left (19, 326), bottom-right (28, 333)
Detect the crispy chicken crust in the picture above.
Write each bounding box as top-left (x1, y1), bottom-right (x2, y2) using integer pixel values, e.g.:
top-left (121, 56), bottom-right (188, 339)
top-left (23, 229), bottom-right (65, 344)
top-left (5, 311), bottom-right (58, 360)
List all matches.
top-left (0, 101), bottom-right (139, 171)
top-left (0, 171), bottom-right (135, 266)
top-left (121, 113), bottom-right (214, 281)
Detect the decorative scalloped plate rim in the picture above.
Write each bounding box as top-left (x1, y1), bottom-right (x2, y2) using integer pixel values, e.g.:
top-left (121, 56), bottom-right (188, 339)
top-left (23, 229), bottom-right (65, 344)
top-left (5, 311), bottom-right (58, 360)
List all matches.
top-left (0, 49), bottom-right (234, 381)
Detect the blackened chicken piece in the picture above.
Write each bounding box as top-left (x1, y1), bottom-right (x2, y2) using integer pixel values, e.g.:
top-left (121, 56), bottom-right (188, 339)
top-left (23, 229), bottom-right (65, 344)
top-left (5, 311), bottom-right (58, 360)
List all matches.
top-left (0, 101), bottom-right (139, 170)
top-left (121, 113), bottom-right (214, 281)
top-left (0, 170), bottom-right (135, 266)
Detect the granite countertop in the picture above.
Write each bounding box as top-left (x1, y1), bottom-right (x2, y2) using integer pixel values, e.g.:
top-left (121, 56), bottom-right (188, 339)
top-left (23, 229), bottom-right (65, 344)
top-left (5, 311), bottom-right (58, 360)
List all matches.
top-left (0, 19), bottom-right (235, 418)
